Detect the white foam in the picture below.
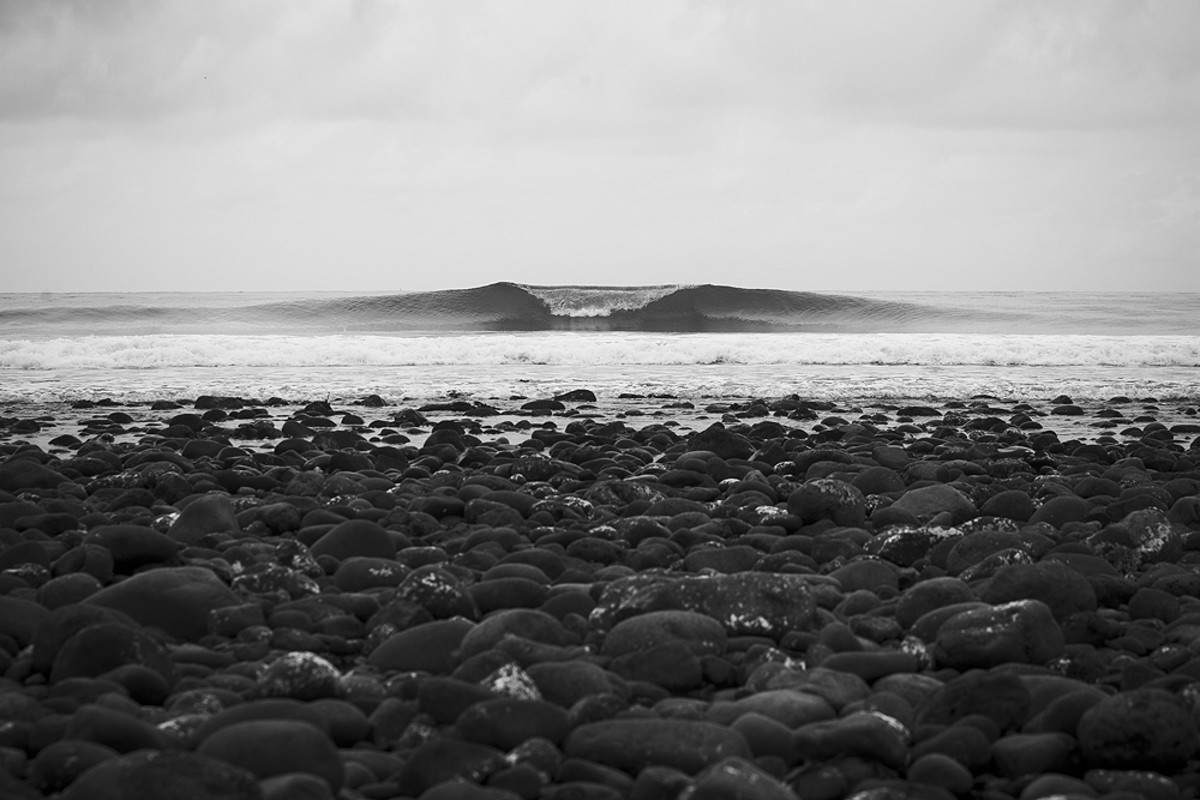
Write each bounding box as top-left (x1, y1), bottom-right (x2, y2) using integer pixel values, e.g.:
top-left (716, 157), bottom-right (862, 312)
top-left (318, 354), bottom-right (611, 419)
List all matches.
top-left (2, 332), bottom-right (1196, 370)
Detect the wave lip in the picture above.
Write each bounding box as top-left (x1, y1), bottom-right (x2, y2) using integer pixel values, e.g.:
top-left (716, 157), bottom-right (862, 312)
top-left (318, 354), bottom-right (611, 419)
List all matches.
top-left (3, 284), bottom-right (1194, 335)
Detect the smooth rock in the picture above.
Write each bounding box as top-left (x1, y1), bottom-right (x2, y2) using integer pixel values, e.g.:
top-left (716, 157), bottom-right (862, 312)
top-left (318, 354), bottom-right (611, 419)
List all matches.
top-left (86, 566), bottom-right (241, 641)
top-left (564, 719), bottom-right (751, 775)
top-left (1077, 688), bottom-right (1199, 771)
top-left (196, 719), bottom-right (344, 790)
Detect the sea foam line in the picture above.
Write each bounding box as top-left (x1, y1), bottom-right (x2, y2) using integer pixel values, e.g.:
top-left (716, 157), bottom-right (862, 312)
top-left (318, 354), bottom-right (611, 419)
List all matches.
top-left (1, 332), bottom-right (1198, 370)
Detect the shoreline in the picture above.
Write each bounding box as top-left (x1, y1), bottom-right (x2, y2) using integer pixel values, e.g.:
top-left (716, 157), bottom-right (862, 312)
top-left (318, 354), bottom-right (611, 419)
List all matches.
top-left (1, 389), bottom-right (1200, 798)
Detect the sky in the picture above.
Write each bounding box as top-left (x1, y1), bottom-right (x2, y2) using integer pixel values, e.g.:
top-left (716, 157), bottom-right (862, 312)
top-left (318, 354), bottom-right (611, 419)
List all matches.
top-left (1, 0), bottom-right (1198, 294)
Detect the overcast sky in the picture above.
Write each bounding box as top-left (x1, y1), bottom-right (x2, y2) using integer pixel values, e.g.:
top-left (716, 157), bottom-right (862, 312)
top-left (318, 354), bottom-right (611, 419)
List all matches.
top-left (2, 0), bottom-right (1198, 293)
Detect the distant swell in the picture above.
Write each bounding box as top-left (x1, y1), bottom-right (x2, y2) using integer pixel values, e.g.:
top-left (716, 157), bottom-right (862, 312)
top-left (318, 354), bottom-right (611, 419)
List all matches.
top-left (3, 283), bottom-right (1192, 335)
top-left (253, 282), bottom-right (954, 333)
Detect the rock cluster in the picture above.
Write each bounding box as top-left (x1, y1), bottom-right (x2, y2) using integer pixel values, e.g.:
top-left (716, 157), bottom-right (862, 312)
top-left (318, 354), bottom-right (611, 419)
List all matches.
top-left (0, 392), bottom-right (1198, 799)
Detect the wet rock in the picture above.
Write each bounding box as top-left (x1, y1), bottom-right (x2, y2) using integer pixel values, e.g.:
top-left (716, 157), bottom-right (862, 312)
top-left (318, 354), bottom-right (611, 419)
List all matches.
top-left (564, 718), bottom-right (751, 776)
top-left (255, 652), bottom-right (343, 701)
top-left (979, 560), bottom-right (1098, 621)
top-left (788, 479), bottom-right (866, 527)
top-left (196, 719), bottom-right (344, 791)
top-left (933, 600), bottom-right (1064, 669)
top-left (168, 493), bottom-right (240, 544)
top-left (890, 484), bottom-right (977, 525)
top-left (86, 566), bottom-right (241, 641)
top-left (60, 751), bottom-right (262, 800)
top-left (595, 572), bottom-right (818, 639)
top-left (1077, 688), bottom-right (1199, 771)
top-left (680, 756), bottom-right (796, 800)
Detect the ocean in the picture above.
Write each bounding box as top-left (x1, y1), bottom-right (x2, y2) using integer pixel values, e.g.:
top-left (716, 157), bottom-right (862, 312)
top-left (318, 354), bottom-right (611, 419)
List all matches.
top-left (0, 284), bottom-right (1196, 409)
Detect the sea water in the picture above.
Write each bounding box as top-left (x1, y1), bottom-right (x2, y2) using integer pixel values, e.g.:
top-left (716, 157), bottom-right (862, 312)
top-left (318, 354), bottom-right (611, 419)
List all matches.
top-left (0, 285), bottom-right (1196, 407)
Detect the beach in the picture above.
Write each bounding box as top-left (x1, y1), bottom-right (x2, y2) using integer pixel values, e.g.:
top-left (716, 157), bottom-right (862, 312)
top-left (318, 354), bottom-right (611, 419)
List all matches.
top-left (2, 382), bottom-right (1200, 799)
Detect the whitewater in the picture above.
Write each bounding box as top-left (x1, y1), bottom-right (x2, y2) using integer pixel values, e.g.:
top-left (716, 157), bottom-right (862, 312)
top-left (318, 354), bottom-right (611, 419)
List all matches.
top-left (0, 284), bottom-right (1196, 405)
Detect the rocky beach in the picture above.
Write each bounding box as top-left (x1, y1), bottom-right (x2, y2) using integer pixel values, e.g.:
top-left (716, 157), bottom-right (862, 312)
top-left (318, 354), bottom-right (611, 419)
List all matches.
top-left (1, 389), bottom-right (1199, 799)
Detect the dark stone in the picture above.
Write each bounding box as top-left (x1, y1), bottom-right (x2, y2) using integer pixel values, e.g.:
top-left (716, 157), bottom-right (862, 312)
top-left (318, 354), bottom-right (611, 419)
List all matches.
top-left (564, 718), bottom-right (751, 775)
top-left (367, 618), bottom-right (475, 674)
top-left (457, 698), bottom-right (571, 749)
top-left (60, 751), bottom-right (262, 800)
top-left (196, 719), bottom-right (344, 790)
top-left (394, 737), bottom-right (507, 796)
top-left (309, 518), bottom-right (396, 561)
top-left (85, 524), bottom-right (179, 572)
top-left (788, 479), bottom-right (866, 527)
top-left (933, 600), bottom-right (1064, 669)
top-left (915, 670), bottom-right (1033, 731)
top-left (979, 560), bottom-right (1098, 621)
top-left (85, 566), bottom-right (242, 641)
top-left (1077, 688), bottom-right (1199, 771)
top-left (168, 493), bottom-right (241, 544)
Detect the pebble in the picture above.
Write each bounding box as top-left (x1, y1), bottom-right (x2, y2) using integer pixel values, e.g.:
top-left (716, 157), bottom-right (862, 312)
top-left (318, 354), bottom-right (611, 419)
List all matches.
top-left (1, 393), bottom-right (1199, 798)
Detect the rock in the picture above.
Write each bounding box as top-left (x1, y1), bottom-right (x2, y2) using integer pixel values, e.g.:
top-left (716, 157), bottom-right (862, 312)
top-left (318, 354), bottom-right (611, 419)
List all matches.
top-left (979, 489), bottom-right (1035, 522)
top-left (260, 773), bottom-right (335, 800)
top-left (1077, 688), bottom-right (1199, 771)
top-left (0, 458), bottom-right (69, 492)
top-left (60, 751), bottom-right (262, 800)
top-left (915, 670), bottom-right (1032, 731)
top-left (1087, 508), bottom-right (1183, 574)
top-left (393, 737), bottom-right (507, 797)
top-left (86, 566), bottom-right (241, 641)
top-left (896, 577), bottom-right (974, 629)
top-left (910, 724), bottom-right (994, 773)
top-left (85, 524), bottom-right (179, 572)
top-left (829, 559), bottom-right (898, 594)
top-left (595, 572), bottom-right (818, 639)
top-left (526, 661), bottom-right (624, 708)
top-left (29, 739), bottom-right (119, 795)
top-left (609, 641), bottom-right (703, 692)
top-left (890, 484), bottom-right (977, 525)
top-left (196, 719), bottom-right (344, 790)
top-left (1127, 586), bottom-right (1180, 622)
top-left (255, 652), bottom-right (343, 701)
top-left (792, 711), bottom-right (909, 770)
top-left (601, 610), bottom-right (727, 659)
top-left (0, 594), bottom-right (49, 649)
top-left (333, 556), bottom-right (408, 591)
top-left (979, 560), bottom-right (1098, 621)
top-left (368, 618), bottom-right (475, 674)
top-left (905, 753), bottom-right (973, 797)
top-left (564, 718), bottom-right (751, 775)
top-left (309, 519), bottom-right (396, 561)
top-left (456, 609), bottom-right (574, 663)
top-left (49, 621), bottom-right (175, 686)
top-left (933, 600), bottom-right (1064, 669)
top-left (679, 756), bottom-right (796, 800)
top-left (1085, 769), bottom-right (1185, 800)
top-left (168, 493), bottom-right (241, 544)
top-left (706, 689), bottom-right (835, 728)
top-left (1027, 495), bottom-right (1093, 528)
top-left (688, 424), bottom-right (753, 460)
top-left (788, 479), bottom-right (866, 527)
top-left (64, 703), bottom-right (171, 753)
top-left (394, 566), bottom-right (479, 620)
top-left (194, 699), bottom-right (330, 743)
top-left (990, 732), bottom-right (1075, 777)
top-left (457, 698), bottom-right (571, 749)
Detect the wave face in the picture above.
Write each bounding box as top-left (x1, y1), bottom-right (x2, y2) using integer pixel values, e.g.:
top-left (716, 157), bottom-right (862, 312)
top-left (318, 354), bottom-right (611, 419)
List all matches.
top-left (0, 284), bottom-right (1196, 336)
top-left (0, 283), bottom-right (1011, 335)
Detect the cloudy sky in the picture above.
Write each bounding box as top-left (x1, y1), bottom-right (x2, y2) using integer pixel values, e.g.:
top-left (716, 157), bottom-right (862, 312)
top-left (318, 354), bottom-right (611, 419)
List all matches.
top-left (2, 0), bottom-right (1198, 293)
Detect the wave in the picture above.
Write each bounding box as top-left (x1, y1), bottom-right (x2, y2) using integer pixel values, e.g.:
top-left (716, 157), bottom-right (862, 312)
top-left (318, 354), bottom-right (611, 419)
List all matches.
top-left (3, 332), bottom-right (1197, 371)
top-left (2, 283), bottom-right (1196, 336)
top-left (0, 282), bottom-right (1008, 335)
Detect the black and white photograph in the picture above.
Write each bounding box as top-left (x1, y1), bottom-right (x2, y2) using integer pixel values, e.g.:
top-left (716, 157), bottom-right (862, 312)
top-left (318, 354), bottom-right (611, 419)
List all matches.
top-left (1, 2), bottom-right (1198, 798)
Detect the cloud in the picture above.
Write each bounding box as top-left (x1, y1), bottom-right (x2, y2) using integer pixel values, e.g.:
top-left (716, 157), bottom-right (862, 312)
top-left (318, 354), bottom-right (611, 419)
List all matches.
top-left (0, 0), bottom-right (1197, 291)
